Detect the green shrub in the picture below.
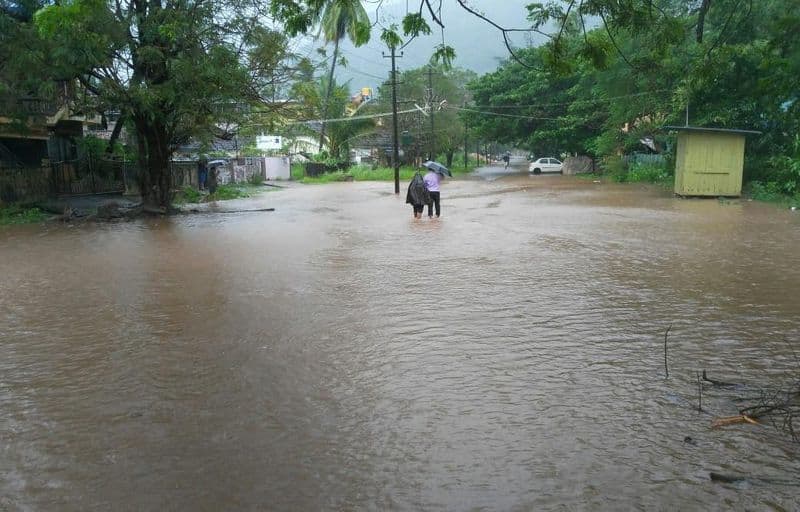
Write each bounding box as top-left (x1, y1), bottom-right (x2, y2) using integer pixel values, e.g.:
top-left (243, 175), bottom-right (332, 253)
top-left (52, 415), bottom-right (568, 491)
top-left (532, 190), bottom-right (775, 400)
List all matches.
top-left (0, 205), bottom-right (49, 224)
top-left (173, 186), bottom-right (203, 204)
top-left (209, 184), bottom-right (251, 201)
top-left (290, 163), bottom-right (305, 180)
top-left (600, 156), bottom-right (628, 182)
top-left (746, 181), bottom-right (800, 207)
top-left (626, 162), bottom-right (672, 184)
top-left (248, 172), bottom-right (264, 185)
top-left (768, 137), bottom-right (800, 195)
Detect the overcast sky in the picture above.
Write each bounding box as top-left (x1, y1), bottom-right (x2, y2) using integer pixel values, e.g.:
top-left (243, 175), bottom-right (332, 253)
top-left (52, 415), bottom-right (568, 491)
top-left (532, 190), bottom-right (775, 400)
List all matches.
top-left (296, 0), bottom-right (546, 93)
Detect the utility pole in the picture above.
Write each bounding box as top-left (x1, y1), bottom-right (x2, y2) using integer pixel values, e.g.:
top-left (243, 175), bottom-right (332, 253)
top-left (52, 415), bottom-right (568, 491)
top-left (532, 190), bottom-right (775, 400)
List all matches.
top-left (427, 66), bottom-right (435, 161)
top-left (463, 101), bottom-right (468, 169)
top-left (383, 46), bottom-right (402, 194)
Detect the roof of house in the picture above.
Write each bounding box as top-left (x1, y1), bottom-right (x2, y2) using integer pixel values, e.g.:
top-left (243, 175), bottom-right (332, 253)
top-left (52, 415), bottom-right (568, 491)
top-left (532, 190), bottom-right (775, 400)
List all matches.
top-left (662, 125), bottom-right (761, 135)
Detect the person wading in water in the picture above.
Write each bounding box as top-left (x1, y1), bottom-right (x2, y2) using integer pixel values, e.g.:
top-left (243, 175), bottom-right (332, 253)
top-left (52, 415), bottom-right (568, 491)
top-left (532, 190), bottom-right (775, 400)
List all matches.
top-left (405, 169), bottom-right (431, 219)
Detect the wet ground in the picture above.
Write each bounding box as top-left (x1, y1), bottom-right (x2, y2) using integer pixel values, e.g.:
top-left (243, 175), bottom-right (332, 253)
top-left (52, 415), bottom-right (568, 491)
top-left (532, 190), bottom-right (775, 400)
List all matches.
top-left (2, 162), bottom-right (800, 510)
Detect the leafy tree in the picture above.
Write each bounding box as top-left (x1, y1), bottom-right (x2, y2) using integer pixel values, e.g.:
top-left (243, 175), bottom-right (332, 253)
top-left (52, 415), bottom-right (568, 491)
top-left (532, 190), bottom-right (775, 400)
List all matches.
top-left (30, 0), bottom-right (303, 210)
top-left (0, 0), bottom-right (59, 129)
top-left (312, 0), bottom-right (370, 151)
top-left (274, 0), bottom-right (455, 67)
top-left (462, 0), bottom-right (798, 190)
top-left (373, 64), bottom-right (476, 166)
top-left (290, 75), bottom-right (374, 161)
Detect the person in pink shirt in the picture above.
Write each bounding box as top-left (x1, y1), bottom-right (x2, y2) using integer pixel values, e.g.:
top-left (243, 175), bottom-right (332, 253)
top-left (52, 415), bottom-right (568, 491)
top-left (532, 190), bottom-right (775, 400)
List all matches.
top-left (423, 168), bottom-right (443, 218)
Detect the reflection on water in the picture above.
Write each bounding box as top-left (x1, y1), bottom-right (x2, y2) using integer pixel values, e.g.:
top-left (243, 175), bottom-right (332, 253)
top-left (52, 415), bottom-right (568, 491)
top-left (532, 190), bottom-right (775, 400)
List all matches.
top-left (2, 173), bottom-right (799, 510)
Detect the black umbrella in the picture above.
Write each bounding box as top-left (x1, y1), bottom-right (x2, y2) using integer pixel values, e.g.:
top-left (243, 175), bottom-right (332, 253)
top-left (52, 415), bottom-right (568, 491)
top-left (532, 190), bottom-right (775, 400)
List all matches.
top-left (208, 159), bottom-right (226, 167)
top-left (422, 160), bottom-right (451, 177)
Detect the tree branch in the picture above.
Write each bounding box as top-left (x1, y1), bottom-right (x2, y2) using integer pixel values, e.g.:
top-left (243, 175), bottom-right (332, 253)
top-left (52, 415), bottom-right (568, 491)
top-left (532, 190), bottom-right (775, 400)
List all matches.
top-left (598, 10), bottom-right (635, 69)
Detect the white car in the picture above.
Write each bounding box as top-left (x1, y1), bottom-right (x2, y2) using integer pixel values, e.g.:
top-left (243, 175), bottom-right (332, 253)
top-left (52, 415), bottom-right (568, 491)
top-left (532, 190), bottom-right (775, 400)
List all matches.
top-left (529, 157), bottom-right (563, 175)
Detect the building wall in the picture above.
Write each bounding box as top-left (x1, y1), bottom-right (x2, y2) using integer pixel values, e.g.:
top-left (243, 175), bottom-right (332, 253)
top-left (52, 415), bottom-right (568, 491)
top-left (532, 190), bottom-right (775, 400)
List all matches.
top-left (674, 132), bottom-right (745, 196)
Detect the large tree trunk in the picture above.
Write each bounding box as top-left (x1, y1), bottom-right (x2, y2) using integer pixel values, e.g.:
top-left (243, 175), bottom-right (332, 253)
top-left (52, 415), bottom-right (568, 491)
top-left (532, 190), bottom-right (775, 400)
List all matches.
top-left (696, 0), bottom-right (712, 43)
top-left (446, 150), bottom-right (454, 168)
top-left (105, 112), bottom-right (126, 154)
top-left (134, 116), bottom-right (173, 212)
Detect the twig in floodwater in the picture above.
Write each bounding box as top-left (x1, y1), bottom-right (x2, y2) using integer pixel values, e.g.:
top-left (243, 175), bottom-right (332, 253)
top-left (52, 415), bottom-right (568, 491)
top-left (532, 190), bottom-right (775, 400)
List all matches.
top-left (664, 324), bottom-right (672, 378)
top-left (710, 471), bottom-right (799, 486)
top-left (697, 371), bottom-right (702, 411)
top-left (185, 208), bottom-right (276, 214)
top-left (702, 369), bottom-right (738, 388)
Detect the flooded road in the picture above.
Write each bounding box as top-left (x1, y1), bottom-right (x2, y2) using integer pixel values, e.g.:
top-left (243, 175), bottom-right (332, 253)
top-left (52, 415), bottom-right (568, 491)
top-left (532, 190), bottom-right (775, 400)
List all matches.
top-left (2, 167), bottom-right (800, 510)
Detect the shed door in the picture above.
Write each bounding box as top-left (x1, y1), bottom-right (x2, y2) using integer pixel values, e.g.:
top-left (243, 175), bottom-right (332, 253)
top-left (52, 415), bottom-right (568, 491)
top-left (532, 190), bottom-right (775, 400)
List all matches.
top-left (683, 133), bottom-right (744, 196)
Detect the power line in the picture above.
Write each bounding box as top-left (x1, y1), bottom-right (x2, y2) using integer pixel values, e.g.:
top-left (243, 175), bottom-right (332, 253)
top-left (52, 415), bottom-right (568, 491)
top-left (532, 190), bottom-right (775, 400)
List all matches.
top-left (453, 106), bottom-right (563, 121)
top-left (338, 48), bottom-right (390, 68)
top-left (341, 67), bottom-right (388, 81)
top-left (286, 107), bottom-right (421, 126)
top-left (470, 89), bottom-right (672, 110)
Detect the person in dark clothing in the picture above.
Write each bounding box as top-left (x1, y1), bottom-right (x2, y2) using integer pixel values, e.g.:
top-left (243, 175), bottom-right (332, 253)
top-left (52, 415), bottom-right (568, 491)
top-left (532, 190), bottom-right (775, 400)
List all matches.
top-left (197, 156), bottom-right (208, 190)
top-left (405, 170), bottom-right (431, 219)
top-left (208, 163), bottom-right (219, 194)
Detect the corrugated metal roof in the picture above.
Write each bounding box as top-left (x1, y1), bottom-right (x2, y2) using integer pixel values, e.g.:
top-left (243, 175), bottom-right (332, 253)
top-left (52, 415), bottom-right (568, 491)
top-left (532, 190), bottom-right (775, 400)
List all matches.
top-left (662, 125), bottom-right (761, 135)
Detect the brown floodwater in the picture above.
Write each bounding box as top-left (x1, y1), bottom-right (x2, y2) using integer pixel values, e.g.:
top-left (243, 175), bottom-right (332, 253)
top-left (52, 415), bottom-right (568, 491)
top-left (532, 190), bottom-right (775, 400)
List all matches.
top-left (2, 167), bottom-right (799, 511)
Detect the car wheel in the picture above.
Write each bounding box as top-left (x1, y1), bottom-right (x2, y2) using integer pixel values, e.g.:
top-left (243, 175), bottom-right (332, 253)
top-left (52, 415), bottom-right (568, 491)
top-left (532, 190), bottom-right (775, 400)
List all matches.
top-left (533, 168), bottom-right (541, 175)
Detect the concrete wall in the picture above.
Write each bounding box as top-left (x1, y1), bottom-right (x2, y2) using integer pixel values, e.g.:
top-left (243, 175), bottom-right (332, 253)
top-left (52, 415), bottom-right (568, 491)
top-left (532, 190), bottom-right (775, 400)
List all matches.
top-left (265, 157), bottom-right (290, 180)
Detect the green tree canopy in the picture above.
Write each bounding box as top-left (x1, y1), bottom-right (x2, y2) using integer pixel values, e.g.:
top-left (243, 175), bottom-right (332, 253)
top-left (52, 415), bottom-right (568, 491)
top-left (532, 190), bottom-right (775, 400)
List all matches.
top-left (464, 0), bottom-right (799, 184)
top-left (26, 0), bottom-right (304, 209)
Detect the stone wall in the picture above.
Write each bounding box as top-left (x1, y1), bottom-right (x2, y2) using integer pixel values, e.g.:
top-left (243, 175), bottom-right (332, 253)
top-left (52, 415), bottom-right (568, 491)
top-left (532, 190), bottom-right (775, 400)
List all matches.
top-left (562, 156), bottom-right (594, 175)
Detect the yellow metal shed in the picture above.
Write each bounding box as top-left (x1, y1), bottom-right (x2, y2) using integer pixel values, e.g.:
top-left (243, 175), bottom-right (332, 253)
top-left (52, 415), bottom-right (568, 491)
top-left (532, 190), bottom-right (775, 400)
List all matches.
top-left (665, 126), bottom-right (760, 197)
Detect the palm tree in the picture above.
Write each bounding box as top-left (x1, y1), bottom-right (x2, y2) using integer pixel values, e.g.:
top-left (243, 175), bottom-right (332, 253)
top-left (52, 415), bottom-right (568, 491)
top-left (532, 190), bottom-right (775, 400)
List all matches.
top-left (314, 0), bottom-right (371, 151)
top-left (295, 77), bottom-right (374, 161)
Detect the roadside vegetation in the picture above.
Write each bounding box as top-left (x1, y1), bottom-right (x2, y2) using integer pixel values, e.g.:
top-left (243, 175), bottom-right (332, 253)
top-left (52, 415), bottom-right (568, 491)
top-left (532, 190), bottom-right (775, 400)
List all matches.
top-left (173, 183), bottom-right (269, 205)
top-left (0, 205), bottom-right (49, 225)
top-left (463, 1), bottom-right (799, 204)
top-left (291, 162), bottom-right (478, 184)
top-left (2, 1), bottom-right (797, 209)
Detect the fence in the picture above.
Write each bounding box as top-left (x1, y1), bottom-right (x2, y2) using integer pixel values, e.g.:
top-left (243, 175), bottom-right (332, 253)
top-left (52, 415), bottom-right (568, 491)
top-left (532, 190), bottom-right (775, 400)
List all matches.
top-left (51, 156), bottom-right (128, 195)
top-left (170, 157), bottom-right (266, 189)
top-left (0, 156), bottom-right (270, 204)
top-left (0, 165), bottom-right (52, 204)
top-left (624, 153), bottom-right (666, 166)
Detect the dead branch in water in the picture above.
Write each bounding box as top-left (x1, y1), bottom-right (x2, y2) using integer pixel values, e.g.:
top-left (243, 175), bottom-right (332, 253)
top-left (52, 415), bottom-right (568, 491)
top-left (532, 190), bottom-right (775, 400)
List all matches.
top-left (699, 348), bottom-right (800, 442)
top-left (184, 208), bottom-right (275, 214)
top-left (709, 472), bottom-right (746, 483)
top-left (664, 324), bottom-right (671, 378)
top-left (711, 415), bottom-right (759, 428)
top-left (702, 369), bottom-right (738, 388)
top-left (696, 371), bottom-right (702, 411)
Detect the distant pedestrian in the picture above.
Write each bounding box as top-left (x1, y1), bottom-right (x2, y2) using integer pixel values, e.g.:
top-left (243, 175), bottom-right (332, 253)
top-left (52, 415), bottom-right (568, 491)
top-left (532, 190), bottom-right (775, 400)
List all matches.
top-left (423, 167), bottom-right (443, 218)
top-left (406, 170), bottom-right (431, 219)
top-left (197, 156), bottom-right (208, 190)
top-left (208, 162), bottom-right (219, 195)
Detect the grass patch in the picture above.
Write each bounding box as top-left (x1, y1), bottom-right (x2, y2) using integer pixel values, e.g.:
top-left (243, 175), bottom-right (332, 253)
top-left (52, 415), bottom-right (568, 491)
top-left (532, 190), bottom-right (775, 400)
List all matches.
top-left (174, 186), bottom-right (203, 204)
top-left (295, 163), bottom-right (477, 184)
top-left (625, 162), bottom-right (673, 186)
top-left (209, 183), bottom-right (252, 201)
top-left (174, 183), bottom-right (269, 204)
top-left (745, 181), bottom-right (800, 208)
top-left (0, 205), bottom-right (49, 225)
top-left (599, 157), bottom-right (673, 187)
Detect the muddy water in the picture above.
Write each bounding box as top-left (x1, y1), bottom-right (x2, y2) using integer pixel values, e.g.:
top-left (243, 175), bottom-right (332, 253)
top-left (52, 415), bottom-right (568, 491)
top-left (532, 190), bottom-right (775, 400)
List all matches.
top-left (2, 169), bottom-right (799, 511)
